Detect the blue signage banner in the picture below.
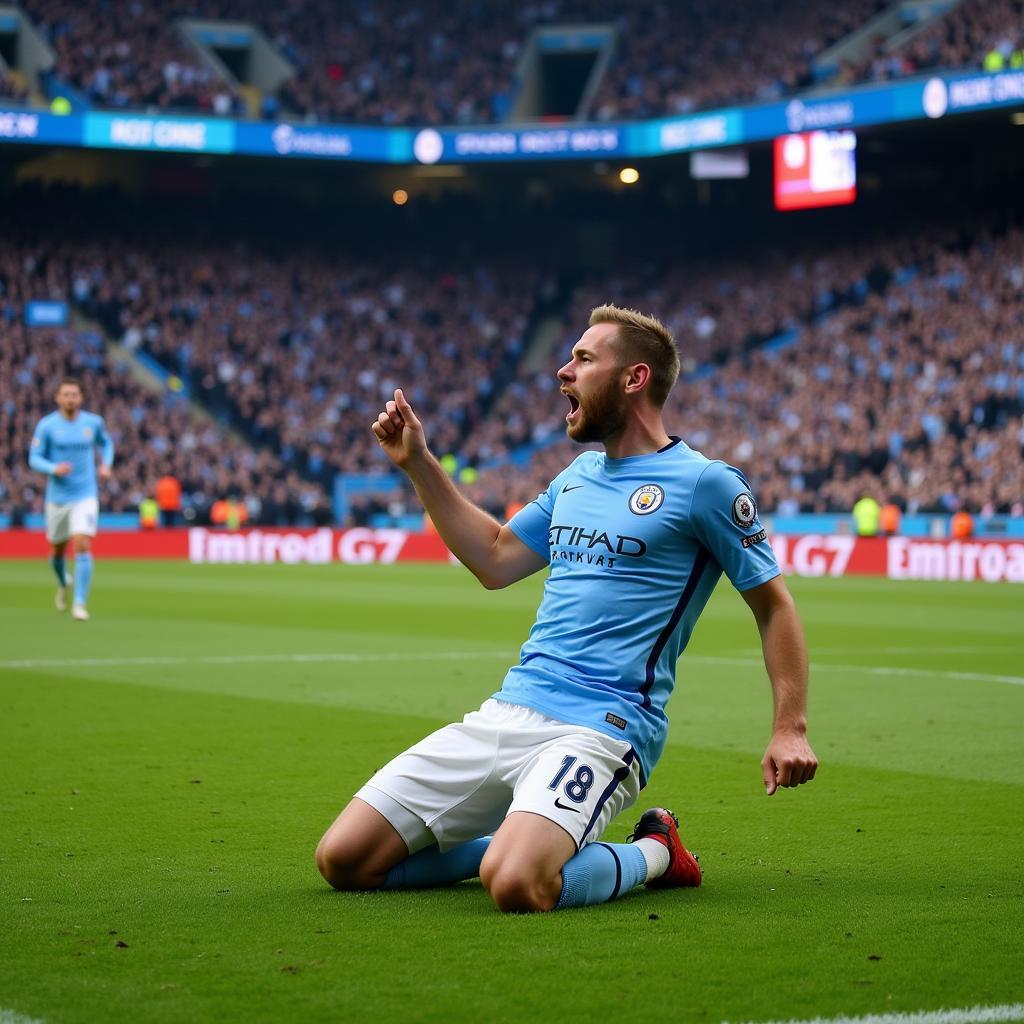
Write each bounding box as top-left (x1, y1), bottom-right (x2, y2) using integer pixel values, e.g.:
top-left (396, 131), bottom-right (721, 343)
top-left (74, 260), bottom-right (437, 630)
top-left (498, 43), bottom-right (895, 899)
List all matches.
top-left (0, 108), bottom-right (82, 146)
top-left (410, 124), bottom-right (626, 164)
top-left (2, 67), bottom-right (1024, 165)
top-left (234, 121), bottom-right (405, 162)
top-left (24, 301), bottom-right (69, 327)
top-left (83, 112), bottom-right (235, 152)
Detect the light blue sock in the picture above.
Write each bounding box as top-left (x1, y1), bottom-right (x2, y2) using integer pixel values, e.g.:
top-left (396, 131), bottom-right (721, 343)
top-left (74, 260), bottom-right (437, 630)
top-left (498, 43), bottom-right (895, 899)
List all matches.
top-left (51, 556), bottom-right (67, 587)
top-left (555, 842), bottom-right (649, 910)
top-left (73, 552), bottom-right (93, 606)
top-left (384, 837), bottom-right (492, 889)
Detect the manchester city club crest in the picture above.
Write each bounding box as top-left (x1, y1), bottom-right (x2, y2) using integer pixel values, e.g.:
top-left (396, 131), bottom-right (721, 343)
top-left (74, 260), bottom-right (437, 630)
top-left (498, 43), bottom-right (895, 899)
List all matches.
top-left (629, 484), bottom-right (664, 515)
top-left (732, 492), bottom-right (757, 528)
top-left (83, 427), bottom-right (94, 441)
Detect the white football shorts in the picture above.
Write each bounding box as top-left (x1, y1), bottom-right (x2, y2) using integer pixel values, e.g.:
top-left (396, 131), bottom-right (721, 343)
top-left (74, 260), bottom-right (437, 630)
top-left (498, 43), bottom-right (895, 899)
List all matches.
top-left (45, 497), bottom-right (99, 543)
top-left (356, 698), bottom-right (641, 854)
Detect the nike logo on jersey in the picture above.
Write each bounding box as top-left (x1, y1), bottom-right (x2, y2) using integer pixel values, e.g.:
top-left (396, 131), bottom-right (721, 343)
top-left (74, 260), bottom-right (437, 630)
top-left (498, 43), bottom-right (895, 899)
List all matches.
top-left (553, 798), bottom-right (581, 813)
top-left (562, 484), bottom-right (584, 493)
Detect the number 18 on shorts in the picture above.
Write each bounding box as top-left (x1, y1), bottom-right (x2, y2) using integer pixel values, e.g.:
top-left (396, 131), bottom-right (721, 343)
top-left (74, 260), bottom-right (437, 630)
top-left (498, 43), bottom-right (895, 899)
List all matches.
top-left (359, 700), bottom-right (642, 852)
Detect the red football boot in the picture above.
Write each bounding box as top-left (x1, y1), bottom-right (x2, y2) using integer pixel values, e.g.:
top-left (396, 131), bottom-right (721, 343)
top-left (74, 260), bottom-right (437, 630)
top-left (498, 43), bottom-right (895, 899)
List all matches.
top-left (627, 807), bottom-right (702, 889)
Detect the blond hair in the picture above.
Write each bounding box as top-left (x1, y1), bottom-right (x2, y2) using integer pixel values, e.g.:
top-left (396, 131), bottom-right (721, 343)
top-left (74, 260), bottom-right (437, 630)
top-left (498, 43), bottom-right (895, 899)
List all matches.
top-left (589, 304), bottom-right (680, 406)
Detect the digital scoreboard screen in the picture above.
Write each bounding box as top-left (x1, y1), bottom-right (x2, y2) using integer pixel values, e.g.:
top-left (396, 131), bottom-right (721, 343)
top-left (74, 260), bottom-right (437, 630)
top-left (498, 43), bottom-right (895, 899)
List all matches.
top-left (774, 130), bottom-right (856, 211)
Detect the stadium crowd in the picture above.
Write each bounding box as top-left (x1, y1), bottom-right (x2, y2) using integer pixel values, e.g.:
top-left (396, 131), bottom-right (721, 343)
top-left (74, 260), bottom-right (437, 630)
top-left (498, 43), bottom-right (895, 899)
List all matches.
top-left (0, 237), bottom-right (327, 525)
top-left (836, 0), bottom-right (1024, 86)
top-left (23, 0), bottom-right (243, 115)
top-left (462, 224), bottom-right (1024, 520)
top-left (9, 0), bottom-right (1020, 126)
top-left (3, 187), bottom-right (1022, 527)
top-left (80, 244), bottom-right (541, 486)
top-left (588, 0), bottom-right (888, 120)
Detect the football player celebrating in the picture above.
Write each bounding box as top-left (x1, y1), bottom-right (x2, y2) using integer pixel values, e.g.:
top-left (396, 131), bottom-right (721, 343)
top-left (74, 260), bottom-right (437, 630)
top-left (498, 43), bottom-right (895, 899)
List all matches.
top-left (316, 304), bottom-right (817, 911)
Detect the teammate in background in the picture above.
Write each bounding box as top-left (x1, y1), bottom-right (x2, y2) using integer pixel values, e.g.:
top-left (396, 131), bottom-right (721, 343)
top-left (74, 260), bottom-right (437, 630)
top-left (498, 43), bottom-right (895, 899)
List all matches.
top-left (28, 377), bottom-right (114, 621)
top-left (316, 305), bottom-right (817, 912)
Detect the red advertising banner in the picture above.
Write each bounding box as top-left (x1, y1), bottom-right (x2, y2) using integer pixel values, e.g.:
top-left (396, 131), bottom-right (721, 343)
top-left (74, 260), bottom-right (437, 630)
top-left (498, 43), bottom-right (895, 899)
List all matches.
top-left (769, 534), bottom-right (1024, 583)
top-left (1, 530), bottom-right (1022, 581)
top-left (0, 529), bottom-right (189, 558)
top-left (0, 527), bottom-right (453, 564)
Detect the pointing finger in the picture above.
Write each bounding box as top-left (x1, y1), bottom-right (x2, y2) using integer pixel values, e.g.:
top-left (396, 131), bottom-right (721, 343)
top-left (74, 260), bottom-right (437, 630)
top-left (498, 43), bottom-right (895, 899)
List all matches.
top-left (395, 388), bottom-right (420, 425)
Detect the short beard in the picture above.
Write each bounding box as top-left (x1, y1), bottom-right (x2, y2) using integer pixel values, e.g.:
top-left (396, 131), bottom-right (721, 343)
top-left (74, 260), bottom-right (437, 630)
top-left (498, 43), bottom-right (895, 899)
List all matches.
top-left (567, 375), bottom-right (628, 443)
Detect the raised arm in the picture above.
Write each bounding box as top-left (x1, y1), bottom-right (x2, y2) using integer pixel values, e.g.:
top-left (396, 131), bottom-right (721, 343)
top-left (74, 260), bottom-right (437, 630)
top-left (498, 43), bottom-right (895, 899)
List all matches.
top-left (741, 575), bottom-right (818, 796)
top-left (372, 389), bottom-right (547, 589)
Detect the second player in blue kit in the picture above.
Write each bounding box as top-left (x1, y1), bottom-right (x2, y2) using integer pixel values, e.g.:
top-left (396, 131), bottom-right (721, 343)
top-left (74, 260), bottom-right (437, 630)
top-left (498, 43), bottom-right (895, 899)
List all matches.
top-left (28, 377), bottom-right (114, 622)
top-left (316, 304), bottom-right (818, 912)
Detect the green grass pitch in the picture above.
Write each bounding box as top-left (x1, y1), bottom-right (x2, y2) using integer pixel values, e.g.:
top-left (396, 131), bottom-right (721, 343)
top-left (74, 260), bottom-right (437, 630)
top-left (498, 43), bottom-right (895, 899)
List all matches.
top-left (1, 560), bottom-right (1021, 1024)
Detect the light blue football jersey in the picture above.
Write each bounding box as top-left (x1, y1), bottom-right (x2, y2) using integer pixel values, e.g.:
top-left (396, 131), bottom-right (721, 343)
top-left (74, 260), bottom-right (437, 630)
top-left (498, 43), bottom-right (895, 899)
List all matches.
top-left (497, 439), bottom-right (779, 783)
top-left (28, 410), bottom-right (114, 504)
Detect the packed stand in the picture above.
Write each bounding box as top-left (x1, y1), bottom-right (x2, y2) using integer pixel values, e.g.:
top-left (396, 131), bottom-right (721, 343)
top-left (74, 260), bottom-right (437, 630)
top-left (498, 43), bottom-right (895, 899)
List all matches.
top-left (588, 0), bottom-right (888, 121)
top-left (19, 0), bottom-right (528, 123)
top-left (15, 0), bottom-right (894, 125)
top-left (268, 0), bottom-right (527, 125)
top-left (836, 0), bottom-right (1024, 86)
top-left (79, 241), bottom-right (540, 486)
top-left (23, 0), bottom-right (243, 114)
top-left (0, 240), bottom-right (327, 525)
top-left (465, 225), bottom-right (1024, 519)
top-left (461, 236), bottom-right (925, 470)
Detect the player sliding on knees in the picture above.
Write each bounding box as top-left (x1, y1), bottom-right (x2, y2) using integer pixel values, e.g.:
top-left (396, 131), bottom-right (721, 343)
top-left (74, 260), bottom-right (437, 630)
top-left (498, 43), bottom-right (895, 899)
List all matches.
top-left (316, 304), bottom-right (818, 912)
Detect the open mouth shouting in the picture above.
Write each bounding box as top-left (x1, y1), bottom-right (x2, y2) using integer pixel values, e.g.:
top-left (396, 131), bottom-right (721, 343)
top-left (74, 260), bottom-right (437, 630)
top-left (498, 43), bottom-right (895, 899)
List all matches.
top-left (563, 389), bottom-right (581, 425)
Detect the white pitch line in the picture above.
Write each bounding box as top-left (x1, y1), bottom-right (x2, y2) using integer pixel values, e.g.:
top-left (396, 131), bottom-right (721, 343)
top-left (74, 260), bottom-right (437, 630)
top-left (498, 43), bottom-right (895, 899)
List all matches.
top-left (686, 656), bottom-right (1024, 687)
top-left (2, 651), bottom-right (1023, 687)
top-left (739, 646), bottom-right (1024, 657)
top-left (724, 1002), bottom-right (1024, 1024)
top-left (0, 1010), bottom-right (46, 1024)
top-left (0, 650), bottom-right (509, 671)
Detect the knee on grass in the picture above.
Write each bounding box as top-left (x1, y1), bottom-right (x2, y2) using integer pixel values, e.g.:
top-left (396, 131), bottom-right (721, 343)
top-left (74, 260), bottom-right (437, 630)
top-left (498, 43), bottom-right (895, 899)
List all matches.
top-left (480, 859), bottom-right (559, 914)
top-left (315, 837), bottom-right (385, 891)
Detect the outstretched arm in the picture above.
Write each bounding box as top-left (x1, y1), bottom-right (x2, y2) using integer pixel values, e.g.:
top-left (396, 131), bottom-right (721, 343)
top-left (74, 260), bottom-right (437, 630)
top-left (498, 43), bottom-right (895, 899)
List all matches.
top-left (372, 389), bottom-right (547, 589)
top-left (741, 576), bottom-right (818, 796)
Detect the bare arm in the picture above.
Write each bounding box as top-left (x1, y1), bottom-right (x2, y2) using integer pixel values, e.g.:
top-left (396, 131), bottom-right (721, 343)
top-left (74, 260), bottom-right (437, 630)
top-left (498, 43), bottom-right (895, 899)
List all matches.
top-left (741, 576), bottom-right (819, 796)
top-left (372, 389), bottom-right (547, 589)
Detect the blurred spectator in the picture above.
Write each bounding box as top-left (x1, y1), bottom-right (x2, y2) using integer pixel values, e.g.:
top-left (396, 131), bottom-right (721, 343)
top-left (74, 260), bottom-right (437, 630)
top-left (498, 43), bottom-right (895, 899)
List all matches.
top-left (853, 494), bottom-right (881, 536)
top-left (879, 502), bottom-right (902, 536)
top-left (950, 509), bottom-right (975, 539)
top-left (0, 69), bottom-right (29, 104)
top-left (139, 495), bottom-right (159, 529)
top-left (155, 472), bottom-right (182, 526)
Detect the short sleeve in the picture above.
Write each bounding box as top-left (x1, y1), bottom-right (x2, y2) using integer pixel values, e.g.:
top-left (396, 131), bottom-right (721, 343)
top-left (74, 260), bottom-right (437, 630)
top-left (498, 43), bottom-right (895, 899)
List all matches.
top-left (689, 461), bottom-right (779, 592)
top-left (507, 478), bottom-right (558, 561)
